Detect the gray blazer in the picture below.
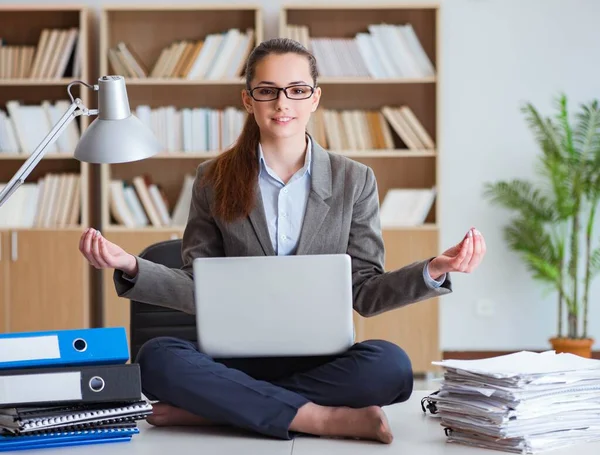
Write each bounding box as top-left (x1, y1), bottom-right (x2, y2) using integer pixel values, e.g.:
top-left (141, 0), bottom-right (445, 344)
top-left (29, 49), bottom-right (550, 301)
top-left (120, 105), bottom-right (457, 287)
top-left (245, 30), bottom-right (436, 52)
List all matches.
top-left (114, 137), bottom-right (452, 317)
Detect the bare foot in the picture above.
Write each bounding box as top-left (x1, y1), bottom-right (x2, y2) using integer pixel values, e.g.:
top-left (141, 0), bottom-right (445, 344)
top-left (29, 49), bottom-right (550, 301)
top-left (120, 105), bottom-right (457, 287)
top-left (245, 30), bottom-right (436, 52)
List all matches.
top-left (291, 404), bottom-right (393, 444)
top-left (146, 402), bottom-right (212, 427)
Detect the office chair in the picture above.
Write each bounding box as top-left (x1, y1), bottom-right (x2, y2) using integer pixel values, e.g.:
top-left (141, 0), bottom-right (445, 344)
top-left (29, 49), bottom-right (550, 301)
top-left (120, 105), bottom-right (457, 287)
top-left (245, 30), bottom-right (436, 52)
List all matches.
top-left (129, 239), bottom-right (197, 362)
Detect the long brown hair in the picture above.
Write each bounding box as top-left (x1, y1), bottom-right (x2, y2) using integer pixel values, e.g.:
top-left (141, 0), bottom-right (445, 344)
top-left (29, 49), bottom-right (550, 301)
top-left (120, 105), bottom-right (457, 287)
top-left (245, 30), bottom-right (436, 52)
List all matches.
top-left (201, 38), bottom-right (319, 223)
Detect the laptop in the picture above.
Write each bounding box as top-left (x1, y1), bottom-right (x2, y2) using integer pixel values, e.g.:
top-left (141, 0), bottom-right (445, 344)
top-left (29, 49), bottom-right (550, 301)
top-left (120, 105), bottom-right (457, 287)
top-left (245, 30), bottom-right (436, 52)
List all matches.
top-left (192, 254), bottom-right (355, 358)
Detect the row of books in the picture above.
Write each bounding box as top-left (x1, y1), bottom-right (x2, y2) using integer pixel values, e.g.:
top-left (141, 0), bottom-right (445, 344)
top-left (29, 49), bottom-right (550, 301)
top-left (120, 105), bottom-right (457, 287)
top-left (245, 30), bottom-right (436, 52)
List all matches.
top-left (111, 28), bottom-right (255, 80)
top-left (0, 328), bottom-right (151, 451)
top-left (0, 28), bottom-right (79, 79)
top-left (0, 100), bottom-right (80, 155)
top-left (134, 105), bottom-right (246, 153)
top-left (0, 44), bottom-right (35, 79)
top-left (109, 175), bottom-right (194, 228)
top-left (0, 99), bottom-right (432, 155)
top-left (282, 23), bottom-right (435, 78)
top-left (308, 105), bottom-right (435, 151)
top-left (0, 173), bottom-right (81, 229)
top-left (108, 175), bottom-right (434, 228)
top-left (128, 104), bottom-right (433, 154)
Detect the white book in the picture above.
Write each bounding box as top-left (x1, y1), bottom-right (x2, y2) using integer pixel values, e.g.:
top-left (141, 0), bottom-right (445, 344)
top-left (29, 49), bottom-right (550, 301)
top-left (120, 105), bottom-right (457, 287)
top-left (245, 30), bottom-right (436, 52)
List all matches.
top-left (174, 109), bottom-right (183, 152)
top-left (224, 29), bottom-right (253, 78)
top-left (205, 29), bottom-right (240, 80)
top-left (390, 24), bottom-right (423, 77)
top-left (0, 183), bottom-right (36, 227)
top-left (379, 188), bottom-right (435, 227)
top-left (354, 34), bottom-right (384, 78)
top-left (123, 185), bottom-right (149, 227)
top-left (181, 108), bottom-right (193, 152)
top-left (366, 28), bottom-right (397, 78)
top-left (54, 100), bottom-right (81, 153)
top-left (0, 111), bottom-right (20, 153)
top-left (186, 34), bottom-right (222, 79)
top-left (149, 184), bottom-right (171, 226)
top-left (368, 25), bottom-right (404, 78)
top-left (171, 175), bottom-right (195, 226)
top-left (399, 24), bottom-right (435, 76)
top-left (109, 181), bottom-right (136, 228)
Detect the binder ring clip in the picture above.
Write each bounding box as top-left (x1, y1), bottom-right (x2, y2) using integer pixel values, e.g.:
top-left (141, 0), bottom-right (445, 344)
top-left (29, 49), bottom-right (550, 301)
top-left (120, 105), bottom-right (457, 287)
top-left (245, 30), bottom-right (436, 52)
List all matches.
top-left (73, 338), bottom-right (87, 352)
top-left (89, 376), bottom-right (105, 392)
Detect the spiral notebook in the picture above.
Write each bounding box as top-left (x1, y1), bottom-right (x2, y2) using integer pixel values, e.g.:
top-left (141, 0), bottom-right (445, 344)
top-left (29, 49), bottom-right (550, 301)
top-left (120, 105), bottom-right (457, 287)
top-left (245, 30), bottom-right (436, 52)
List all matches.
top-left (0, 400), bottom-right (152, 434)
top-left (0, 427), bottom-right (139, 452)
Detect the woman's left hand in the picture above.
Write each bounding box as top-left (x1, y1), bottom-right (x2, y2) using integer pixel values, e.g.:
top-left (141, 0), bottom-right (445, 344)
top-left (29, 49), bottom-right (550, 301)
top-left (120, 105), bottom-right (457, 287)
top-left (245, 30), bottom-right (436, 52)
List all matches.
top-left (427, 227), bottom-right (486, 280)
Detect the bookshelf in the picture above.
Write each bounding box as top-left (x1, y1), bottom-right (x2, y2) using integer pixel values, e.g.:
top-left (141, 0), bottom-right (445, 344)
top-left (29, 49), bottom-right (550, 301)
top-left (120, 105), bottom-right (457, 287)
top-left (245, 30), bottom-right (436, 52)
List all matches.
top-left (0, 5), bottom-right (91, 333)
top-left (99, 5), bottom-right (264, 341)
top-left (280, 3), bottom-right (441, 373)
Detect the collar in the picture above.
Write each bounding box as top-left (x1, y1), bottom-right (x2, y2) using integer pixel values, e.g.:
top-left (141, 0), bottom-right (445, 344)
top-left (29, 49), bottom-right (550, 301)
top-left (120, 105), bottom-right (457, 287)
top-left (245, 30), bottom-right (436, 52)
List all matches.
top-left (258, 135), bottom-right (312, 179)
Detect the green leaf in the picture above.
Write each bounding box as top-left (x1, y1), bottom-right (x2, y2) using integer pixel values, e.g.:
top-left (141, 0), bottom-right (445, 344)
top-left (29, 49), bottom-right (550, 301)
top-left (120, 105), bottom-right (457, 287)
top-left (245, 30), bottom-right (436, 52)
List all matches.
top-left (590, 246), bottom-right (600, 278)
top-left (503, 217), bottom-right (562, 285)
top-left (483, 180), bottom-right (556, 221)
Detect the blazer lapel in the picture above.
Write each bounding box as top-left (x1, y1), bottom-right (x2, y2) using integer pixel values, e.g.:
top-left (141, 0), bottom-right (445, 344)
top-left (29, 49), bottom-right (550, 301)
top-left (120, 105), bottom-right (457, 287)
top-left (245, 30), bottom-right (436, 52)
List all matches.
top-left (248, 184), bottom-right (276, 256)
top-left (296, 139), bottom-right (332, 255)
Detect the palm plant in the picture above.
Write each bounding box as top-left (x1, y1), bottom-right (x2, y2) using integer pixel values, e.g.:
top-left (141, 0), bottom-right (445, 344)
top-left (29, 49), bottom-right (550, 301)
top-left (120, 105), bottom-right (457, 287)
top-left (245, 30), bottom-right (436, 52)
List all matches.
top-left (483, 94), bottom-right (600, 341)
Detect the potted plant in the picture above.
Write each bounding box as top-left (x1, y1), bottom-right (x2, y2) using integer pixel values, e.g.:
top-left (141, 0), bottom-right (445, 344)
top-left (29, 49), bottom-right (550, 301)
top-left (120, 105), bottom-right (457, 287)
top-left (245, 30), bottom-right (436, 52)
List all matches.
top-left (483, 94), bottom-right (600, 358)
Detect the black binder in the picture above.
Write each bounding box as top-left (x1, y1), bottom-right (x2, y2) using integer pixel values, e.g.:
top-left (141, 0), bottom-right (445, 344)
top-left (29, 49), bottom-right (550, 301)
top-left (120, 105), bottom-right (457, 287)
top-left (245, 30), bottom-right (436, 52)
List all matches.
top-left (0, 400), bottom-right (152, 434)
top-left (0, 363), bottom-right (142, 407)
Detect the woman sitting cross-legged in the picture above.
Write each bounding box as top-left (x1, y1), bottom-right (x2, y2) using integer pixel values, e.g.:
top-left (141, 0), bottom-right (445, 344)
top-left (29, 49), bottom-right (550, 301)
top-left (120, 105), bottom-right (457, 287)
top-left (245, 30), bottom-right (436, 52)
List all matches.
top-left (79, 37), bottom-right (486, 444)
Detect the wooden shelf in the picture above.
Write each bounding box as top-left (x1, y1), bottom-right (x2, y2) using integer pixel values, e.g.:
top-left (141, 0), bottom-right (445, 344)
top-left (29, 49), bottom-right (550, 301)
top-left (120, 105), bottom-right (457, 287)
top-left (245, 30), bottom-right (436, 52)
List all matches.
top-left (318, 77), bottom-right (436, 84)
top-left (0, 78), bottom-right (76, 86)
top-left (103, 224), bottom-right (437, 234)
top-left (0, 153), bottom-right (75, 160)
top-left (123, 78), bottom-right (245, 86)
top-left (147, 149), bottom-right (436, 159)
top-left (282, 3), bottom-right (441, 374)
top-left (338, 149), bottom-right (436, 158)
top-left (0, 5), bottom-right (91, 333)
top-left (383, 223), bottom-right (438, 231)
top-left (104, 226), bottom-right (185, 234)
top-left (5, 226), bottom-right (85, 233)
top-left (117, 76), bottom-right (435, 86)
top-left (280, 3), bottom-right (440, 10)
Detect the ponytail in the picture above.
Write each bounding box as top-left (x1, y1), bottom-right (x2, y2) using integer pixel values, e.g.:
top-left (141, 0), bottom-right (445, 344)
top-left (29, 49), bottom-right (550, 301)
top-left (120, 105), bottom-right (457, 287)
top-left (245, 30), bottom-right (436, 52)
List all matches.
top-left (202, 113), bottom-right (260, 223)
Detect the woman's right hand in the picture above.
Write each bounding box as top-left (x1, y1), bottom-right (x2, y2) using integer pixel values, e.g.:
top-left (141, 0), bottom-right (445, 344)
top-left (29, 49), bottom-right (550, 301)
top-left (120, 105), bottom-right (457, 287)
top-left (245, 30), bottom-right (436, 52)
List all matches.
top-left (79, 228), bottom-right (138, 276)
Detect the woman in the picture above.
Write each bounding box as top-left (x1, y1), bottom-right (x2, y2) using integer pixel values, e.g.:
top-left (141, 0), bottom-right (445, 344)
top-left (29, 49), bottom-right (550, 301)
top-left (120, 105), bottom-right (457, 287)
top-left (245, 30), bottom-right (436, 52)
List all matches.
top-left (79, 38), bottom-right (485, 444)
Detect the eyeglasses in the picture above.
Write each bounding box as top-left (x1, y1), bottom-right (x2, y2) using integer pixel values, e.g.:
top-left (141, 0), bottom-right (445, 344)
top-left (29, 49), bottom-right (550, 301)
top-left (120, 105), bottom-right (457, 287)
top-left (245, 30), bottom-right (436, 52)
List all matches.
top-left (247, 84), bottom-right (315, 102)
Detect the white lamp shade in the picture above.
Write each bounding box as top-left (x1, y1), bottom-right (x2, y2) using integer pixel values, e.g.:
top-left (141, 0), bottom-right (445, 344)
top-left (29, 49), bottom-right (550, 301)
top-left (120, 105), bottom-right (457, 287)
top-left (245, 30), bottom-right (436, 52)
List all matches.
top-left (74, 75), bottom-right (162, 163)
top-left (74, 114), bottom-right (162, 163)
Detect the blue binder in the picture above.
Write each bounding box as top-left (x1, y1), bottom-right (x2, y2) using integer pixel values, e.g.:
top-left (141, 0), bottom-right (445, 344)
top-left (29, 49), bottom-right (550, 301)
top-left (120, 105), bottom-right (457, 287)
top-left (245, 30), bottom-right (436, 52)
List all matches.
top-left (0, 427), bottom-right (138, 451)
top-left (0, 327), bottom-right (129, 369)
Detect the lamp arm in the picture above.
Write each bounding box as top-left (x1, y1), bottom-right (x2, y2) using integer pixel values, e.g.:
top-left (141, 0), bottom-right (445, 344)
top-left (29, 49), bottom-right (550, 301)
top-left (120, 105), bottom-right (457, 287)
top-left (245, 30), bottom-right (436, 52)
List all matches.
top-left (0, 97), bottom-right (97, 208)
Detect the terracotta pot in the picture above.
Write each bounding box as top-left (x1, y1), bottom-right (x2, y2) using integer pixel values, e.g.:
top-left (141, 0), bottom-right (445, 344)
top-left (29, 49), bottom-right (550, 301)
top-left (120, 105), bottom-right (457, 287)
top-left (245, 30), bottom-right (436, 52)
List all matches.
top-left (549, 337), bottom-right (594, 358)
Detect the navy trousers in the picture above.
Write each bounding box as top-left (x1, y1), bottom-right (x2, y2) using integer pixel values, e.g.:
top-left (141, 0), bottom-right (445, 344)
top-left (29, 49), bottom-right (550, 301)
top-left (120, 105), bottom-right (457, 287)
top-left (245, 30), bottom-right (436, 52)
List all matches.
top-left (136, 336), bottom-right (414, 440)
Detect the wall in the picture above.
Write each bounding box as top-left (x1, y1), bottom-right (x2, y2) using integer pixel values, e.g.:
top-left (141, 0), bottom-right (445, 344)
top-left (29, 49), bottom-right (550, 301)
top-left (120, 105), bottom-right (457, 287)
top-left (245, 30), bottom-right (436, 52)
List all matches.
top-left (4, 0), bottom-right (600, 350)
top-left (439, 0), bottom-right (600, 351)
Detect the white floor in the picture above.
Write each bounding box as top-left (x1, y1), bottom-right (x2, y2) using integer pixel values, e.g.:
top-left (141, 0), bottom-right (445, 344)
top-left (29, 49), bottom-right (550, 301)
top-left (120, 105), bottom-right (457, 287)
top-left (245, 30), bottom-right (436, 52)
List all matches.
top-left (29, 382), bottom-right (600, 455)
top-left (22, 380), bottom-right (444, 455)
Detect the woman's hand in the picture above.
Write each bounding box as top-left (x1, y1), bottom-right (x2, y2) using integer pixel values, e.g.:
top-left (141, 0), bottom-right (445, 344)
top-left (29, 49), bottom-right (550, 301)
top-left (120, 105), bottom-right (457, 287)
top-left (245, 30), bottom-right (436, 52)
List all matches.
top-left (427, 227), bottom-right (486, 280)
top-left (79, 228), bottom-right (138, 276)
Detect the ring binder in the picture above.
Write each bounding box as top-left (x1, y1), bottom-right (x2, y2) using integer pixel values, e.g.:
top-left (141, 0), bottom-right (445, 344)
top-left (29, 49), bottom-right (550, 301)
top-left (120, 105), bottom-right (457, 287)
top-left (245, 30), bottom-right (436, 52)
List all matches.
top-left (0, 427), bottom-right (139, 451)
top-left (0, 401), bottom-right (152, 434)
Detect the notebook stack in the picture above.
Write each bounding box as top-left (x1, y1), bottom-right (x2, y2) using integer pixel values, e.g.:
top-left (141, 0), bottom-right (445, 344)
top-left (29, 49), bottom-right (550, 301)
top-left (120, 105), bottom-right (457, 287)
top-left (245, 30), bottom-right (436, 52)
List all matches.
top-left (422, 351), bottom-right (600, 454)
top-left (0, 327), bottom-right (152, 451)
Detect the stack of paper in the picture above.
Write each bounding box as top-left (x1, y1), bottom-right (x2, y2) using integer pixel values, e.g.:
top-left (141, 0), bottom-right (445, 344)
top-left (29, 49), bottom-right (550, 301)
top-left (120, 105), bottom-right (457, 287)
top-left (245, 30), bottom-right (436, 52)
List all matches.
top-left (423, 351), bottom-right (600, 453)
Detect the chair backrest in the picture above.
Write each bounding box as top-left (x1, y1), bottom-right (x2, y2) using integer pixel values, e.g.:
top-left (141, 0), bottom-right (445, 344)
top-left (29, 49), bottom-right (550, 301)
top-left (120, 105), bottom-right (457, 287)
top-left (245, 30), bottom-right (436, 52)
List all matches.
top-left (129, 239), bottom-right (197, 362)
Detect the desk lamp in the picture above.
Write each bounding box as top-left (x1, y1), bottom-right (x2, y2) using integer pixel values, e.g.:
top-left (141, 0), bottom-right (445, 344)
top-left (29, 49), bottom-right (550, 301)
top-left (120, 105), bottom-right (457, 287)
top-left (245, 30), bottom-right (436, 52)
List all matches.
top-left (0, 75), bottom-right (162, 207)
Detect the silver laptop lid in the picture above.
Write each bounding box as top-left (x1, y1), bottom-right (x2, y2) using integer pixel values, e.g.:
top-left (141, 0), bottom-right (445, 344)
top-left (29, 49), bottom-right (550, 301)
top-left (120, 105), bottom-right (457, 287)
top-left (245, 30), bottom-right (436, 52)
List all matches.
top-left (192, 254), bottom-right (354, 358)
